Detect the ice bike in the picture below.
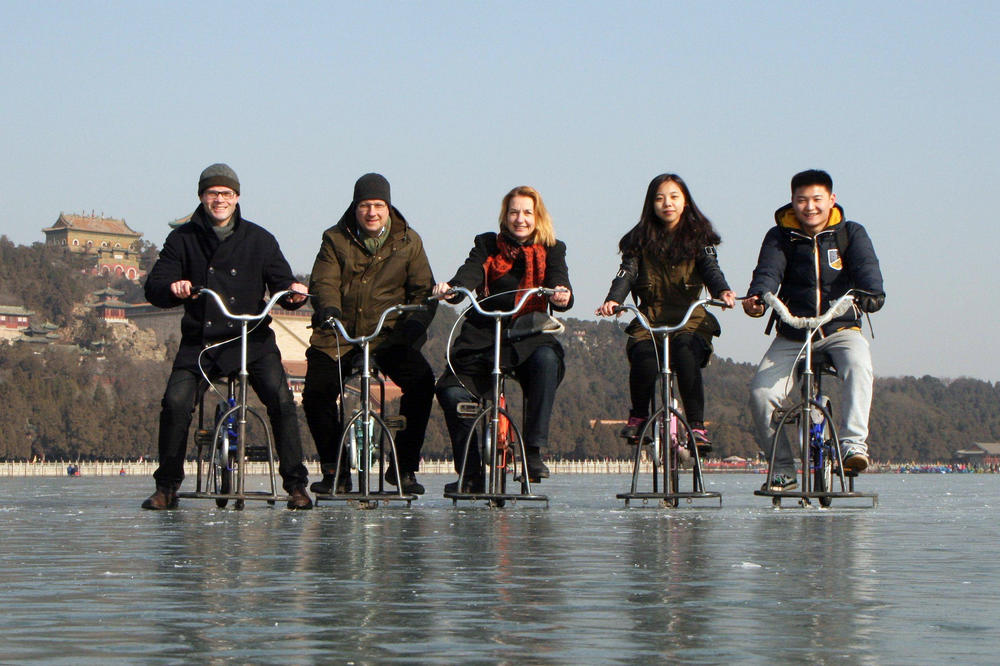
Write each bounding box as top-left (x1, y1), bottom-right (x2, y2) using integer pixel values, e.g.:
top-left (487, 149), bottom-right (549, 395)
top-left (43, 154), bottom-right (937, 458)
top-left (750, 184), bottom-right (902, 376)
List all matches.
top-left (442, 285), bottom-right (565, 508)
top-left (610, 299), bottom-right (726, 508)
top-left (316, 302), bottom-right (428, 509)
top-left (753, 291), bottom-right (878, 508)
top-left (180, 288), bottom-right (294, 510)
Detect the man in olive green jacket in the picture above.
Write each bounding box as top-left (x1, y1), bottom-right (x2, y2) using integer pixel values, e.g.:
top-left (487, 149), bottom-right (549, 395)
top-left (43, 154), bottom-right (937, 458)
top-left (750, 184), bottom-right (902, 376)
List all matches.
top-left (303, 173), bottom-right (437, 495)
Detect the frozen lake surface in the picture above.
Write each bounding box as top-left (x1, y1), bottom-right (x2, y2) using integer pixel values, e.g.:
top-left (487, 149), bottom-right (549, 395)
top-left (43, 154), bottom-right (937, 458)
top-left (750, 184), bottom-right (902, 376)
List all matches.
top-left (1, 473), bottom-right (998, 663)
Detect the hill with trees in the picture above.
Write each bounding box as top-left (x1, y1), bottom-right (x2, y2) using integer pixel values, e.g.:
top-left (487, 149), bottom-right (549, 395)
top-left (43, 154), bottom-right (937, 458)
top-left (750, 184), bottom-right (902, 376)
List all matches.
top-left (0, 239), bottom-right (997, 463)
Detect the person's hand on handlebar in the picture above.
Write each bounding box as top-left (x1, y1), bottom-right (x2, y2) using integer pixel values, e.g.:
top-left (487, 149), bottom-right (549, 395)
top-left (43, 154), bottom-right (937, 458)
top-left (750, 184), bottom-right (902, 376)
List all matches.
top-left (717, 290), bottom-right (737, 309)
top-left (595, 300), bottom-right (620, 317)
top-left (285, 282), bottom-right (309, 305)
top-left (170, 280), bottom-right (196, 299)
top-left (549, 286), bottom-right (571, 308)
top-left (855, 292), bottom-right (885, 313)
top-left (431, 282), bottom-right (453, 299)
top-left (742, 294), bottom-right (765, 317)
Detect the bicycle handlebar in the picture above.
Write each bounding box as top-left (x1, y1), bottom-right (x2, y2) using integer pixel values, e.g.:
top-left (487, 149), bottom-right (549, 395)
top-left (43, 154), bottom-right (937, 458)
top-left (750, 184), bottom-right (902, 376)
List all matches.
top-left (763, 292), bottom-right (855, 330)
top-left (612, 298), bottom-right (720, 336)
top-left (194, 287), bottom-right (294, 322)
top-left (323, 302), bottom-right (429, 345)
top-left (443, 285), bottom-right (562, 318)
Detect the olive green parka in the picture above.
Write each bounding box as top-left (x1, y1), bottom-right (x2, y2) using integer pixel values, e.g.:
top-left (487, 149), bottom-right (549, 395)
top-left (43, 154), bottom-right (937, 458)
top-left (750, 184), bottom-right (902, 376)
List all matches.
top-left (308, 206), bottom-right (436, 360)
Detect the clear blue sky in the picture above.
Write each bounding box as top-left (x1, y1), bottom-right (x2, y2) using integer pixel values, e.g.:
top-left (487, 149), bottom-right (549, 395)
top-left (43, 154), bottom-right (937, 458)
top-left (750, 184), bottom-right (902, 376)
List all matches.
top-left (2, 1), bottom-right (998, 380)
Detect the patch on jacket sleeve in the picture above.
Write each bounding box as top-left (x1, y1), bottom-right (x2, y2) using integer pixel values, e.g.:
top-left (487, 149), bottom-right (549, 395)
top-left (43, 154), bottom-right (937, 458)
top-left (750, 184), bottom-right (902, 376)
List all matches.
top-left (827, 249), bottom-right (843, 270)
top-left (703, 246), bottom-right (717, 257)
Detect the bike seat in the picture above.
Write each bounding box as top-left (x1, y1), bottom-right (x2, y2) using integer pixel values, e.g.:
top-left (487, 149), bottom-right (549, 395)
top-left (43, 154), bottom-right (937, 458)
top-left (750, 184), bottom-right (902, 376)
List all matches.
top-left (796, 351), bottom-right (838, 378)
top-left (343, 354), bottom-right (385, 377)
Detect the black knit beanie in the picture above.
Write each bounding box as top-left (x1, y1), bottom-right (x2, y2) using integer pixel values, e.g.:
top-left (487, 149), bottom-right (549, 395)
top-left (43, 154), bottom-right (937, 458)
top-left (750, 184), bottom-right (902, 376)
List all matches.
top-left (198, 163), bottom-right (241, 195)
top-left (353, 173), bottom-right (391, 206)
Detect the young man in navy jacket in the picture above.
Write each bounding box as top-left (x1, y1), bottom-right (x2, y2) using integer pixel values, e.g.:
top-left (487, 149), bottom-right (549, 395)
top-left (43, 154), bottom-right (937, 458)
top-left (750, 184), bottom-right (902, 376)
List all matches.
top-left (743, 170), bottom-right (885, 490)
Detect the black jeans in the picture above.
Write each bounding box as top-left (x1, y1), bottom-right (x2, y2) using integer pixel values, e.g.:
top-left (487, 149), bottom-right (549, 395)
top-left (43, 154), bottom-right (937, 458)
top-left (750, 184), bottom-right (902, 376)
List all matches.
top-left (627, 333), bottom-right (710, 424)
top-left (436, 345), bottom-right (563, 476)
top-left (302, 345), bottom-right (434, 475)
top-left (153, 352), bottom-right (309, 493)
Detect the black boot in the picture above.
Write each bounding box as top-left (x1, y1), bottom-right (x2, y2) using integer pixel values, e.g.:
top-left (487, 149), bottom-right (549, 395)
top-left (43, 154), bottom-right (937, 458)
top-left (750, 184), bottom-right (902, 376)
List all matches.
top-left (385, 466), bottom-right (425, 495)
top-left (309, 473), bottom-right (334, 494)
top-left (141, 484), bottom-right (178, 510)
top-left (310, 469), bottom-right (352, 494)
top-left (525, 447), bottom-right (550, 481)
top-left (444, 474), bottom-right (485, 494)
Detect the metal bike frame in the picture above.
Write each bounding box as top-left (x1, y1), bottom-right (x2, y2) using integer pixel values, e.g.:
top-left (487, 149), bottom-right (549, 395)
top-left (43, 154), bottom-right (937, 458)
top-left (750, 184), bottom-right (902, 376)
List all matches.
top-left (615, 299), bottom-right (722, 508)
top-left (445, 286), bottom-right (553, 507)
top-left (756, 292), bottom-right (878, 508)
top-left (178, 288), bottom-right (290, 508)
top-left (321, 303), bottom-right (424, 508)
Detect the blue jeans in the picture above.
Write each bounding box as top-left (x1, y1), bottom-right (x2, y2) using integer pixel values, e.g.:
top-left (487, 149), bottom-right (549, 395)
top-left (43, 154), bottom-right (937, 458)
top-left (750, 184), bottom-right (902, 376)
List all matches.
top-left (436, 345), bottom-right (563, 475)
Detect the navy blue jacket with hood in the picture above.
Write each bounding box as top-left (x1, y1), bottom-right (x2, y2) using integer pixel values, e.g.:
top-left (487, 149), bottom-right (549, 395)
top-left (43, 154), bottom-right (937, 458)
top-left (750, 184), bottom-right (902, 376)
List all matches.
top-left (746, 203), bottom-right (884, 341)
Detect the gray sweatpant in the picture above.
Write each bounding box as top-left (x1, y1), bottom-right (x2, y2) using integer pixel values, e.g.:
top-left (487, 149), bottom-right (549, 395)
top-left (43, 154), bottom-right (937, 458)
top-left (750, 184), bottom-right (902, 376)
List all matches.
top-left (749, 329), bottom-right (873, 476)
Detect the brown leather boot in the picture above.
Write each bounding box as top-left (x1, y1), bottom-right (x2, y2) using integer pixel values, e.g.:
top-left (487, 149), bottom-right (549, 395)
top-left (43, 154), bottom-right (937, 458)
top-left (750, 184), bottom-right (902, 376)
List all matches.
top-left (286, 486), bottom-right (313, 510)
top-left (141, 485), bottom-right (178, 510)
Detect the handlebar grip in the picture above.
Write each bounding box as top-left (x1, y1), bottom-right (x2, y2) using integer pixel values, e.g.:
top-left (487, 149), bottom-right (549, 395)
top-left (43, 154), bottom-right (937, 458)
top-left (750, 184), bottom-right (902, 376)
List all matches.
top-left (611, 305), bottom-right (627, 315)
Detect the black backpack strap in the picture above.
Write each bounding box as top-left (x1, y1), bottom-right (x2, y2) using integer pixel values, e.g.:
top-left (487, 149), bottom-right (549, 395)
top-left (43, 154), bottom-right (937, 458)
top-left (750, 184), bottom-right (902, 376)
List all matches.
top-left (764, 310), bottom-right (777, 335)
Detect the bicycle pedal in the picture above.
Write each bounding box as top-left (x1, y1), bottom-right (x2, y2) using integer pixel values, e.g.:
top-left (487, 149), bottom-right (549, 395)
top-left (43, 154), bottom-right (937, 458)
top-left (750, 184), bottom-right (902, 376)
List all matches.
top-left (771, 408), bottom-right (799, 425)
top-left (194, 430), bottom-right (214, 448)
top-left (244, 445), bottom-right (271, 462)
top-left (383, 416), bottom-right (407, 431)
top-left (456, 401), bottom-right (480, 416)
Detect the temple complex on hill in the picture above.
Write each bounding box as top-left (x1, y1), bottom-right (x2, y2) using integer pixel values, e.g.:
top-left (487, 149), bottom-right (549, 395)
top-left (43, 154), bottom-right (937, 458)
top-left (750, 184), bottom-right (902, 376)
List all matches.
top-left (42, 212), bottom-right (144, 280)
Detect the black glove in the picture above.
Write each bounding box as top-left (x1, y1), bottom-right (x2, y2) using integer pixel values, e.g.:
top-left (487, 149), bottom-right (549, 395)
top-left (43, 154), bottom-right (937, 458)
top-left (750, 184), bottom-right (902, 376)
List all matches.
top-left (312, 306), bottom-right (343, 330)
top-left (856, 293), bottom-right (885, 313)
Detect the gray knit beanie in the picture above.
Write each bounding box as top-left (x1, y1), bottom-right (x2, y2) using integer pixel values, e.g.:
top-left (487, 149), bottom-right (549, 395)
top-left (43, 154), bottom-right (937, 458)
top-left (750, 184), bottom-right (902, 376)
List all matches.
top-left (353, 173), bottom-right (390, 206)
top-left (198, 163), bottom-right (240, 195)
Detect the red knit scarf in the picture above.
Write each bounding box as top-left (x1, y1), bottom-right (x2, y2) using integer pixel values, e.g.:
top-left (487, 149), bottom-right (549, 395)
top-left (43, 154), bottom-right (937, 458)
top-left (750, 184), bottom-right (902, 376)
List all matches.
top-left (481, 233), bottom-right (548, 318)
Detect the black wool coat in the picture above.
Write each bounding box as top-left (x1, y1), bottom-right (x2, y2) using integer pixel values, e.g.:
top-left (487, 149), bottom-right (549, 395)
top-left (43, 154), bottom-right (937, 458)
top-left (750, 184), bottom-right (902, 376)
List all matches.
top-left (144, 204), bottom-right (301, 374)
top-left (440, 232), bottom-right (573, 388)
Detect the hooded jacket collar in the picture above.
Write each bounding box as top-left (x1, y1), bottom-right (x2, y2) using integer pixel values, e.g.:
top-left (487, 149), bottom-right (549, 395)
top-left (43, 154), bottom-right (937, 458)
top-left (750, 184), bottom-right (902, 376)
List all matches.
top-left (773, 202), bottom-right (844, 236)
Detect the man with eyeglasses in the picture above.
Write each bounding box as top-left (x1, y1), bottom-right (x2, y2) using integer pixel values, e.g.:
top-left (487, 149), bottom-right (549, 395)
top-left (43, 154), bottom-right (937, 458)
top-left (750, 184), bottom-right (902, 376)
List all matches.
top-left (142, 163), bottom-right (313, 510)
top-left (303, 173), bottom-right (437, 496)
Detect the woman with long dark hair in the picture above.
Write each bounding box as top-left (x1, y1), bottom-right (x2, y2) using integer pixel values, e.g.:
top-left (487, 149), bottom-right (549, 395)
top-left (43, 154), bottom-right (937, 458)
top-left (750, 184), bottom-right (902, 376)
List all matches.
top-left (597, 174), bottom-right (735, 451)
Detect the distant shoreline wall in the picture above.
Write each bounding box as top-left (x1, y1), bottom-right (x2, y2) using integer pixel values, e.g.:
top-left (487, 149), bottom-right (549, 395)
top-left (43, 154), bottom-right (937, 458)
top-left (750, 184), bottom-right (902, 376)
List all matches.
top-left (5, 460), bottom-right (662, 477)
top-left (2, 460), bottom-right (973, 477)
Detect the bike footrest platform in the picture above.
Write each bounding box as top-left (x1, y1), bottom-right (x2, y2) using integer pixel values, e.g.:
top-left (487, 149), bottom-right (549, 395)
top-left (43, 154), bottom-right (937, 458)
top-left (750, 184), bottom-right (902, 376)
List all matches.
top-left (177, 490), bottom-right (283, 503)
top-left (754, 488), bottom-right (878, 508)
top-left (771, 408), bottom-right (800, 425)
top-left (193, 429), bottom-right (214, 448)
top-left (382, 416), bottom-right (407, 431)
top-left (455, 401), bottom-right (480, 416)
top-left (444, 491), bottom-right (549, 507)
top-left (244, 445), bottom-right (272, 462)
top-left (313, 491), bottom-right (416, 508)
top-left (617, 491), bottom-right (722, 508)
